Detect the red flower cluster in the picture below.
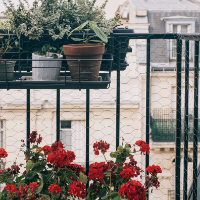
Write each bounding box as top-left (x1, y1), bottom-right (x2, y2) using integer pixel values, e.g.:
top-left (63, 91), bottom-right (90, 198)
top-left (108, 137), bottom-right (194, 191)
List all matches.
top-left (40, 145), bottom-right (52, 154)
top-left (16, 182), bottom-right (39, 198)
top-left (67, 163), bottom-right (86, 177)
top-left (119, 180), bottom-right (146, 200)
top-left (27, 131), bottom-right (42, 145)
top-left (0, 148), bottom-right (8, 158)
top-left (127, 159), bottom-right (143, 175)
top-left (88, 162), bottom-right (108, 181)
top-left (48, 184), bottom-right (62, 194)
top-left (120, 166), bottom-right (137, 179)
top-left (47, 141), bottom-right (75, 168)
top-left (93, 140), bottom-right (110, 155)
top-left (68, 181), bottom-right (86, 199)
top-left (5, 184), bottom-right (17, 194)
top-left (51, 141), bottom-right (64, 151)
top-left (146, 165), bottom-right (162, 175)
top-left (145, 177), bottom-right (160, 188)
top-left (135, 140), bottom-right (150, 155)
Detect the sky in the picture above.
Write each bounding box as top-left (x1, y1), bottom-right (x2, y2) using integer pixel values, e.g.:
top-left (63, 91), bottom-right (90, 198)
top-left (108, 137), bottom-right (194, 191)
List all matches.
top-left (0, 0), bottom-right (126, 19)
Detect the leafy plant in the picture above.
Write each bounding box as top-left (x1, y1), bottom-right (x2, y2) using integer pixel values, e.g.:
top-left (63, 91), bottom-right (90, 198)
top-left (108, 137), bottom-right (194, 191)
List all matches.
top-left (3, 0), bottom-right (120, 40)
top-left (0, 31), bottom-right (19, 60)
top-left (34, 44), bottom-right (61, 59)
top-left (68, 21), bottom-right (108, 45)
top-left (0, 133), bottom-right (161, 200)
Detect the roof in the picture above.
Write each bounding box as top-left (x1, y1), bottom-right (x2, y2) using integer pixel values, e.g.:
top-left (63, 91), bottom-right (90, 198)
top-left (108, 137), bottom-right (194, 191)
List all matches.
top-left (128, 0), bottom-right (200, 11)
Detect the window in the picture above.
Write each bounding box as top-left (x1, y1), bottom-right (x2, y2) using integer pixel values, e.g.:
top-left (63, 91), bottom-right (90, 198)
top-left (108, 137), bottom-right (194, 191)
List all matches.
top-left (60, 120), bottom-right (85, 165)
top-left (171, 24), bottom-right (188, 59)
top-left (60, 121), bottom-right (72, 151)
top-left (0, 121), bottom-right (4, 148)
top-left (161, 16), bottom-right (197, 61)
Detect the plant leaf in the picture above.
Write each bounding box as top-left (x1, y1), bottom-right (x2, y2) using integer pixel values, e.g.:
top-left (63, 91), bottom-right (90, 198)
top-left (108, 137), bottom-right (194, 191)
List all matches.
top-left (68, 21), bottom-right (89, 38)
top-left (26, 160), bottom-right (33, 171)
top-left (71, 37), bottom-right (84, 41)
top-left (77, 172), bottom-right (88, 184)
top-left (89, 23), bottom-right (107, 43)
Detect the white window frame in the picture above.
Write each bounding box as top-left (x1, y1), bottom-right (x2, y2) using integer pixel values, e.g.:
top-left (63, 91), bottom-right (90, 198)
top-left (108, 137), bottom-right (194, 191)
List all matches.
top-left (60, 121), bottom-right (72, 151)
top-left (161, 16), bottom-right (197, 61)
top-left (0, 120), bottom-right (5, 149)
top-left (60, 120), bottom-right (85, 165)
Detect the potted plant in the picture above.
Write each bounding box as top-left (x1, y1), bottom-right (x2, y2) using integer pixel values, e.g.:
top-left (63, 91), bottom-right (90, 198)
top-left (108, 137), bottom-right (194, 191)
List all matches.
top-left (63, 21), bottom-right (108, 81)
top-left (32, 44), bottom-right (63, 81)
top-left (0, 31), bottom-right (17, 80)
top-left (0, 132), bottom-right (162, 199)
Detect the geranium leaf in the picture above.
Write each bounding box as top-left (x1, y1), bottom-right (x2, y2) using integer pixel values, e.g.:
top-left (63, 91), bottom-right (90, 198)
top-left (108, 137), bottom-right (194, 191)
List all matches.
top-left (26, 160), bottom-right (33, 171)
top-left (97, 187), bottom-right (107, 198)
top-left (111, 192), bottom-right (121, 200)
top-left (77, 172), bottom-right (88, 184)
top-left (26, 171), bottom-right (36, 179)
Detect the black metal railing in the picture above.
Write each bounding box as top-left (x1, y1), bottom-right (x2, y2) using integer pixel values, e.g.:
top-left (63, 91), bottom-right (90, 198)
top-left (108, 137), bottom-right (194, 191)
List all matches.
top-left (1, 31), bottom-right (200, 200)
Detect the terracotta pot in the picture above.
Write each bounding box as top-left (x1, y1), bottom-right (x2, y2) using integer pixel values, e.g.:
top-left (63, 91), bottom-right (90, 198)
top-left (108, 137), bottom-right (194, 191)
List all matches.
top-left (63, 44), bottom-right (105, 81)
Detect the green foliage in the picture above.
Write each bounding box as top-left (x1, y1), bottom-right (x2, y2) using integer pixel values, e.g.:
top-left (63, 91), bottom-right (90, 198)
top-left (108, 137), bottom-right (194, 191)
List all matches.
top-left (68, 20), bottom-right (108, 44)
top-left (3, 0), bottom-right (120, 40)
top-left (34, 44), bottom-right (61, 59)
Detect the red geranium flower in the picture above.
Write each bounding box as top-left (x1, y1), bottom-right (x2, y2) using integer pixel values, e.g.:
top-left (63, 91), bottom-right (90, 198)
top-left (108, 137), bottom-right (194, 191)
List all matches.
top-left (67, 163), bottom-right (86, 177)
top-left (51, 141), bottom-right (64, 151)
top-left (146, 165), bottom-right (162, 175)
top-left (135, 140), bottom-right (150, 155)
top-left (40, 145), bottom-right (52, 154)
top-left (5, 184), bottom-right (17, 194)
top-left (0, 148), bottom-right (8, 158)
top-left (36, 134), bottom-right (42, 145)
top-left (48, 184), bottom-right (62, 194)
top-left (28, 182), bottom-right (39, 193)
top-left (120, 167), bottom-right (137, 179)
top-left (68, 181), bottom-right (86, 199)
top-left (93, 140), bottom-right (110, 155)
top-left (47, 148), bottom-right (75, 168)
top-left (88, 162), bottom-right (108, 181)
top-left (119, 180), bottom-right (146, 200)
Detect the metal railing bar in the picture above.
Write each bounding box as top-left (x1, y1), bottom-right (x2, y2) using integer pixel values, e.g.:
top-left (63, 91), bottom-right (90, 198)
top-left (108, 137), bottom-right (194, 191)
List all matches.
top-left (86, 89), bottom-right (90, 189)
top-left (26, 89), bottom-right (30, 149)
top-left (56, 89), bottom-right (60, 142)
top-left (176, 38), bottom-right (182, 200)
top-left (145, 38), bottom-right (150, 200)
top-left (193, 40), bottom-right (199, 200)
top-left (183, 40), bottom-right (189, 200)
top-left (116, 38), bottom-right (121, 150)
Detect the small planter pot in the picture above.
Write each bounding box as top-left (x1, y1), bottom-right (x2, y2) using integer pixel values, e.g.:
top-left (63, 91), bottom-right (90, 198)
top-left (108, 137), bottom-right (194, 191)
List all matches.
top-left (0, 61), bottom-right (16, 80)
top-left (63, 44), bottom-right (105, 81)
top-left (32, 52), bottom-right (63, 81)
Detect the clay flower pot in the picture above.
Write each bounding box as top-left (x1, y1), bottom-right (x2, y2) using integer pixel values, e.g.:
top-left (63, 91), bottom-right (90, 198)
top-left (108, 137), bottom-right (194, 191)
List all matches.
top-left (63, 44), bottom-right (105, 81)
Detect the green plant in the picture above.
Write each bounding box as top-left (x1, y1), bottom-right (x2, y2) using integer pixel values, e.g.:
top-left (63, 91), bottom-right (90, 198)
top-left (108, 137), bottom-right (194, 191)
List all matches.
top-left (68, 21), bottom-right (108, 45)
top-left (0, 132), bottom-right (162, 200)
top-left (0, 31), bottom-right (19, 60)
top-left (34, 44), bottom-right (62, 59)
top-left (0, 131), bottom-right (87, 200)
top-left (3, 0), bottom-right (120, 40)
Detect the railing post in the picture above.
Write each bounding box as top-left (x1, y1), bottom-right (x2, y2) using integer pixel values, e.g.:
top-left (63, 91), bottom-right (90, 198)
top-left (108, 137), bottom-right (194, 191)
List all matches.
top-left (183, 40), bottom-right (189, 200)
top-left (26, 89), bottom-right (30, 149)
top-left (193, 40), bottom-right (199, 200)
top-left (176, 38), bottom-right (182, 200)
top-left (86, 89), bottom-right (90, 183)
top-left (145, 38), bottom-right (150, 200)
top-left (56, 89), bottom-right (60, 142)
top-left (116, 37), bottom-right (121, 150)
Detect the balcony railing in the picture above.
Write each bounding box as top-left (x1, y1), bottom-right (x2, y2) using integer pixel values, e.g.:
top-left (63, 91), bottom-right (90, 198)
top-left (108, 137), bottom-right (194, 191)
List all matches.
top-left (1, 31), bottom-right (200, 200)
